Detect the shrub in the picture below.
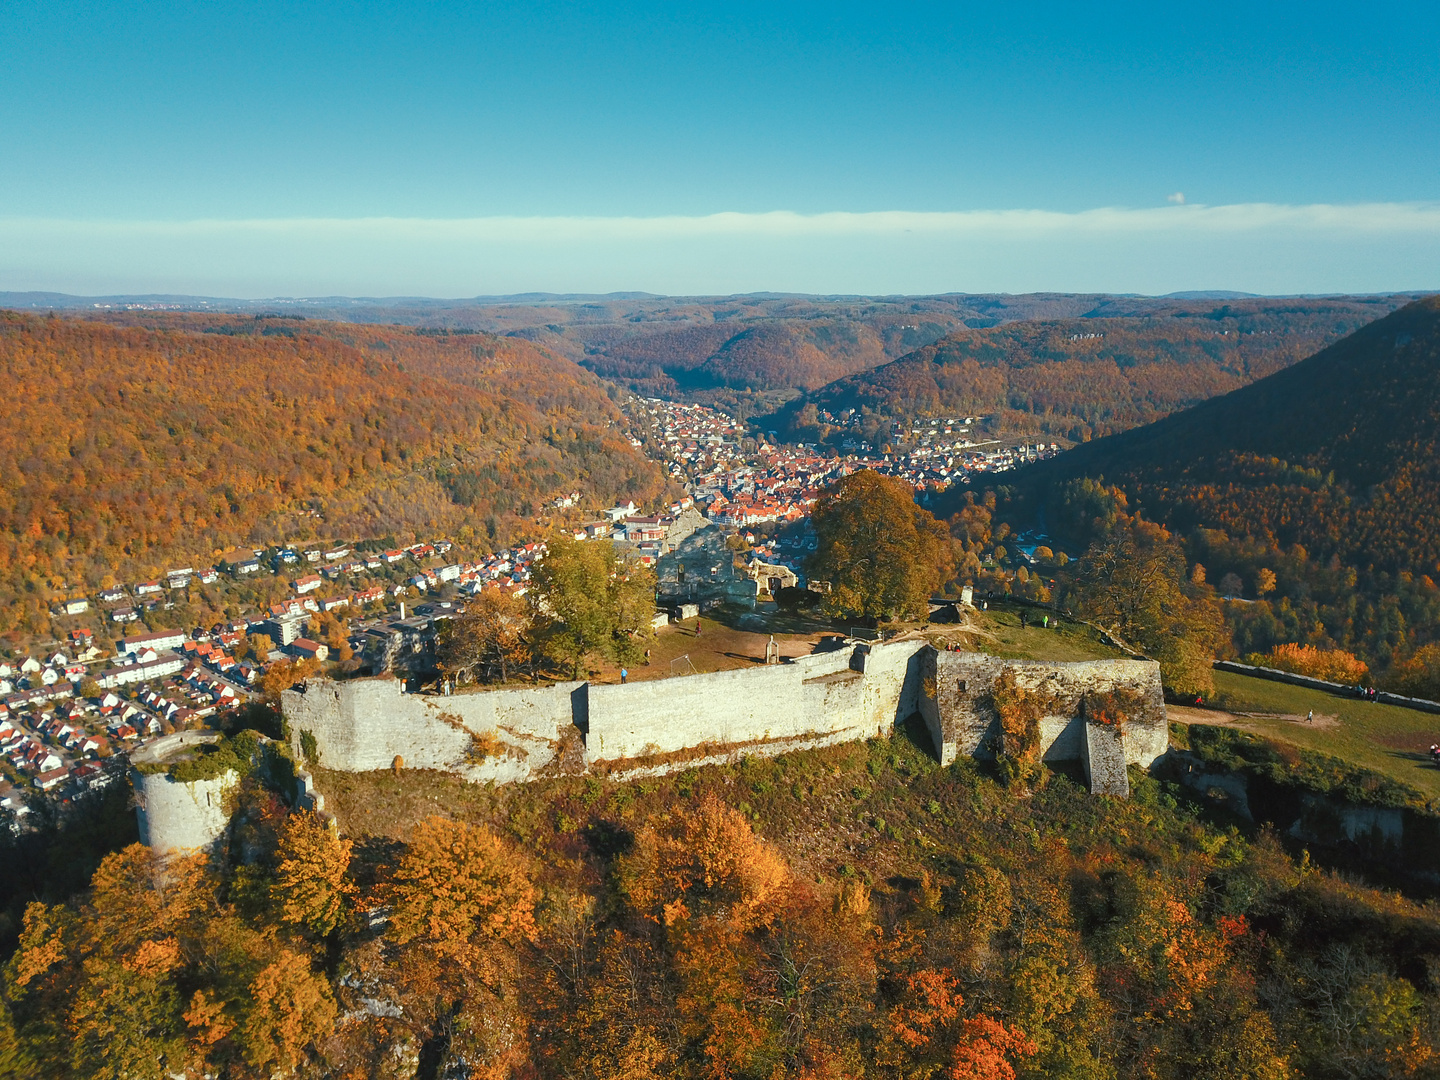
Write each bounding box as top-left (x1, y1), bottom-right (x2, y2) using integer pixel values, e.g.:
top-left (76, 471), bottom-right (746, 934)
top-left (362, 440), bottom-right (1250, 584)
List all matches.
top-left (466, 729), bottom-right (508, 763)
top-left (1184, 724), bottom-right (1423, 808)
top-left (990, 671), bottom-right (1059, 787)
top-left (1082, 687), bottom-right (1145, 729)
top-left (1247, 643), bottom-right (1369, 684)
top-left (991, 671), bottom-right (1049, 762)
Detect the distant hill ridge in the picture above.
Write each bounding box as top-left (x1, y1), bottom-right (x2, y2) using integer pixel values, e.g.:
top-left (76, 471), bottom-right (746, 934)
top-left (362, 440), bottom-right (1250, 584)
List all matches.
top-left (8, 292), bottom-right (1419, 407)
top-left (772, 298), bottom-right (1405, 442)
top-left (1012, 296), bottom-right (1440, 574)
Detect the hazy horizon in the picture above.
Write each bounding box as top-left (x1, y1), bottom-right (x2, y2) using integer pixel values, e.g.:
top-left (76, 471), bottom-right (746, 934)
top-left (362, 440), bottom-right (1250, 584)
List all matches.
top-left (2, 2), bottom-right (1436, 296)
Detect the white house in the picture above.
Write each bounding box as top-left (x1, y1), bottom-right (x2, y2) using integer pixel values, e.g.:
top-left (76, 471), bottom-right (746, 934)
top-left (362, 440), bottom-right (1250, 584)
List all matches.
top-left (119, 629), bottom-right (186, 654)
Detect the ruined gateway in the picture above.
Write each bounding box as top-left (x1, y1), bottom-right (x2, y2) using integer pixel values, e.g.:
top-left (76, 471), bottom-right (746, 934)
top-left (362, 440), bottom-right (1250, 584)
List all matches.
top-left (281, 640), bottom-right (1167, 798)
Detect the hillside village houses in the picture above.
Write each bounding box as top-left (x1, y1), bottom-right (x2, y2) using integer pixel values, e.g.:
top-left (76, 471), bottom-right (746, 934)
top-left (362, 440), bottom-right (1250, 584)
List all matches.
top-left (634, 398), bottom-right (1059, 537)
top-left (1, 394), bottom-right (1072, 821)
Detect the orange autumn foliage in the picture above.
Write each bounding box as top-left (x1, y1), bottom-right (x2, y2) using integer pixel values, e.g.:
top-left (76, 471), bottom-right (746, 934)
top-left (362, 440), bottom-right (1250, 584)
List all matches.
top-left (882, 969), bottom-right (1037, 1080)
top-left (0, 311), bottom-right (663, 633)
top-left (620, 792), bottom-right (790, 930)
top-left (1250, 642), bottom-right (1370, 684)
top-left (388, 816), bottom-right (537, 966)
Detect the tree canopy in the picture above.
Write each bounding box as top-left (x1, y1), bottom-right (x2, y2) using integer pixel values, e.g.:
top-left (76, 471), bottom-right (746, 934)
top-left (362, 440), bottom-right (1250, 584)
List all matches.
top-left (1067, 518), bottom-right (1225, 695)
top-left (0, 311), bottom-right (664, 635)
top-left (807, 470), bottom-right (953, 620)
top-left (438, 586), bottom-right (534, 685)
top-left (531, 535), bottom-right (656, 677)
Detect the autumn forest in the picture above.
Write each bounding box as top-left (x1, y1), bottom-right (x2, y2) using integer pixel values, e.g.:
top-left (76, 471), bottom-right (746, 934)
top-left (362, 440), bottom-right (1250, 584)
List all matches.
top-left (0, 313), bottom-right (665, 635)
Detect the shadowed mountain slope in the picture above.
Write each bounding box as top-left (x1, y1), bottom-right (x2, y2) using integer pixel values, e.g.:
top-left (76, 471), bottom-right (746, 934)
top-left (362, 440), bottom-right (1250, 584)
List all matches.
top-left (1010, 296), bottom-right (1440, 573)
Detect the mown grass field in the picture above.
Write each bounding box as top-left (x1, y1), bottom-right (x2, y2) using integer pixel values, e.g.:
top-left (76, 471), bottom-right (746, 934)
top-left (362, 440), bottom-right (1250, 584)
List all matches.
top-left (1200, 669), bottom-right (1440, 801)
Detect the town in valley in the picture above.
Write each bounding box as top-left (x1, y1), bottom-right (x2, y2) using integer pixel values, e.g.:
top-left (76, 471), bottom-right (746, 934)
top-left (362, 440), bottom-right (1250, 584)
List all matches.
top-left (0, 395), bottom-right (1059, 823)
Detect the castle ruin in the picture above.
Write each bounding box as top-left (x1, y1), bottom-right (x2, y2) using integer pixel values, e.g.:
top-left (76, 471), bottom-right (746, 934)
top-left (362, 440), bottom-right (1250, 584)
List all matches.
top-left (131, 733), bottom-right (238, 855)
top-left (279, 641), bottom-right (1167, 794)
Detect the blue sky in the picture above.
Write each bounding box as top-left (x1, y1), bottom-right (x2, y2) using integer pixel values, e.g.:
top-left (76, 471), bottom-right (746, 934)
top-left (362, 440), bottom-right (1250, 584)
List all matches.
top-left (2, 0), bottom-right (1437, 296)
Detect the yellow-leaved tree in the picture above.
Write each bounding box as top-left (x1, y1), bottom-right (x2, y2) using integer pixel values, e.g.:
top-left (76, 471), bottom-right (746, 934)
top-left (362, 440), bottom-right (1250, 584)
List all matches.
top-left (272, 809), bottom-right (355, 937)
top-left (390, 816), bottom-right (537, 965)
top-left (388, 816), bottom-right (538, 1079)
top-left (807, 470), bottom-right (953, 620)
top-left (238, 948), bottom-right (339, 1075)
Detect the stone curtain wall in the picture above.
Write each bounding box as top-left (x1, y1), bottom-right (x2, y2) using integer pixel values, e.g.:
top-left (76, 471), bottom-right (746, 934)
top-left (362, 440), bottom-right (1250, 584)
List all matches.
top-left (918, 652), bottom-right (1167, 785)
top-left (283, 677), bottom-right (583, 784)
top-left (585, 641), bottom-right (928, 766)
top-left (283, 644), bottom-right (1167, 794)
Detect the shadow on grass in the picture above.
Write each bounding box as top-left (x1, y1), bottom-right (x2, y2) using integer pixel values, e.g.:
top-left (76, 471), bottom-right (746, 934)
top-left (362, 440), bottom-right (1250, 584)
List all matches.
top-left (898, 712), bottom-right (940, 764)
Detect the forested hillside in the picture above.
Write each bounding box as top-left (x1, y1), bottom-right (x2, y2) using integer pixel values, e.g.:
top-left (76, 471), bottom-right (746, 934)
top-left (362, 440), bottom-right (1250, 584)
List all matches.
top-left (12, 725), bottom-right (1440, 1079)
top-left (1001, 296), bottom-right (1440, 675)
top-left (776, 298), bottom-right (1403, 444)
top-left (10, 293), bottom-right (1418, 413)
top-left (0, 313), bottom-right (663, 633)
top-left (1016, 297), bottom-right (1440, 576)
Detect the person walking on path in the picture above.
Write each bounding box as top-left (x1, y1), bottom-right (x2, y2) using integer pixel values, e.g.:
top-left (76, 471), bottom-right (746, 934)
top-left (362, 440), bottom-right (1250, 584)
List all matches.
top-left (695, 619), bottom-right (702, 637)
top-left (620, 668), bottom-right (628, 684)
top-left (1307, 709), bottom-right (1313, 724)
top-left (643, 648), bottom-right (651, 666)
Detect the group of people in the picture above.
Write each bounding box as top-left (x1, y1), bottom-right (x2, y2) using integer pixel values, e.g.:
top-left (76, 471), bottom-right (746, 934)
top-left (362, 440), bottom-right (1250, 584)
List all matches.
top-left (1354, 684), bottom-right (1380, 702)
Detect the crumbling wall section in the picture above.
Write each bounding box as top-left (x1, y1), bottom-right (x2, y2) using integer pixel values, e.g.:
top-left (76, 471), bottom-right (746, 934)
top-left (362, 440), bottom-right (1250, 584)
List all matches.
top-left (583, 640), bottom-right (928, 765)
top-left (926, 653), bottom-right (1166, 771)
top-left (282, 677), bottom-right (582, 783)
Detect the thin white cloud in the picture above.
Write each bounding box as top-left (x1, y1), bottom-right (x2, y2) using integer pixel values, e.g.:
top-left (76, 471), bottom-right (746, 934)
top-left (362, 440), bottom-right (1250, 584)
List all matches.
top-left (10, 201), bottom-right (1439, 238)
top-left (1, 203), bottom-right (1437, 297)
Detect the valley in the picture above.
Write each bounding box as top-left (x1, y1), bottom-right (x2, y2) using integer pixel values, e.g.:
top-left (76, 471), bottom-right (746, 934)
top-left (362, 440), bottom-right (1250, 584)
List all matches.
top-left (3, 292), bottom-right (1440, 1080)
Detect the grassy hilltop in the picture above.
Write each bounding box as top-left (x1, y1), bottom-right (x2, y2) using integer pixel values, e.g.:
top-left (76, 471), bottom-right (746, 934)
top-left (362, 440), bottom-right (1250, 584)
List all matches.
top-left (9, 600), bottom-right (1440, 1076)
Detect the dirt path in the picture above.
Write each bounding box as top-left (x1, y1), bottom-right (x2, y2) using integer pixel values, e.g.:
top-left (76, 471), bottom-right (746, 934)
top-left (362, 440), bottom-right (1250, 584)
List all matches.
top-left (1168, 705), bottom-right (1340, 730)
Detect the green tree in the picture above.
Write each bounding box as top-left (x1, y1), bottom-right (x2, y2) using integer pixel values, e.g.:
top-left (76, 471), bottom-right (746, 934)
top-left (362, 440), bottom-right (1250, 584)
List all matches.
top-left (531, 536), bottom-right (655, 677)
top-left (609, 561), bottom-right (658, 668)
top-left (806, 471), bottom-right (952, 620)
